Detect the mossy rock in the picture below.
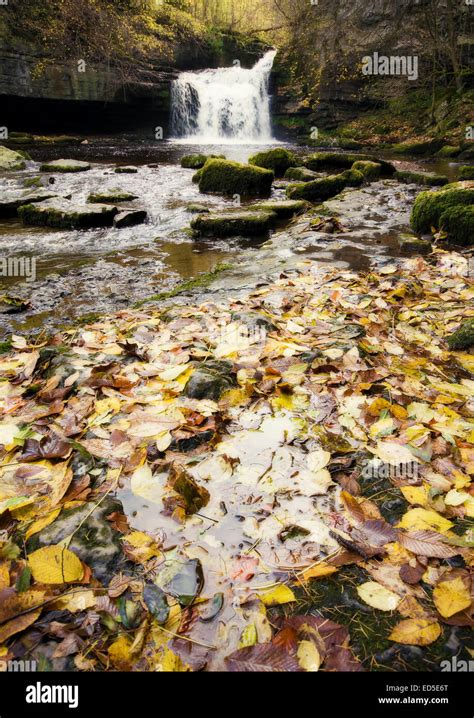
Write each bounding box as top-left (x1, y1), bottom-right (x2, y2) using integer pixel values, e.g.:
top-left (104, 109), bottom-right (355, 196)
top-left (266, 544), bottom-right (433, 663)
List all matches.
top-left (399, 235), bottom-right (432, 254)
top-left (435, 145), bottom-right (461, 158)
top-left (286, 173), bottom-right (347, 202)
top-left (191, 210), bottom-right (276, 237)
top-left (391, 139), bottom-right (445, 156)
top-left (184, 360), bottom-right (235, 400)
top-left (410, 188), bottom-right (474, 234)
top-left (40, 159), bottom-right (91, 173)
top-left (88, 190), bottom-right (138, 203)
top-left (18, 199), bottom-right (118, 229)
top-left (196, 159), bottom-right (274, 197)
top-left (352, 160), bottom-right (381, 181)
top-left (0, 145), bottom-right (27, 171)
top-left (113, 210), bottom-right (147, 228)
top-left (0, 190), bottom-right (57, 218)
top-left (115, 166), bottom-right (138, 174)
top-left (23, 176), bottom-right (43, 189)
top-left (252, 199), bottom-right (309, 218)
top-left (303, 152), bottom-right (395, 176)
top-left (248, 148), bottom-right (298, 177)
top-left (186, 203), bottom-right (210, 214)
top-left (446, 319), bottom-right (474, 350)
top-left (439, 205), bottom-right (474, 246)
top-left (459, 166), bottom-right (474, 181)
top-left (340, 168), bottom-right (364, 187)
top-left (9, 133), bottom-right (82, 146)
top-left (284, 167), bottom-right (319, 182)
top-left (181, 154), bottom-right (225, 169)
top-left (395, 170), bottom-right (449, 187)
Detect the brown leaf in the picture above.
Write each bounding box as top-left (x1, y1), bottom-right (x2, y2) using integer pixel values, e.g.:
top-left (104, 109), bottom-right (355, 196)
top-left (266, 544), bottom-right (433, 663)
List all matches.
top-left (398, 530), bottom-right (461, 559)
top-left (400, 562), bottom-right (425, 585)
top-left (0, 609), bottom-right (41, 642)
top-left (225, 642), bottom-right (301, 672)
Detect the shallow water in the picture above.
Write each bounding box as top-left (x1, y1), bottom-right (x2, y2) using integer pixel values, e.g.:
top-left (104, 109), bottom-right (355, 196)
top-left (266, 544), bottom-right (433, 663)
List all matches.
top-left (0, 137), bottom-right (464, 337)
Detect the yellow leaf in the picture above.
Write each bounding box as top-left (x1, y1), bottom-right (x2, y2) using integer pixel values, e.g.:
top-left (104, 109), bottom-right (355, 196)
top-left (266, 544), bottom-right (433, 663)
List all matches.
top-left (108, 635), bottom-right (133, 670)
top-left (433, 577), bottom-right (471, 618)
top-left (0, 562), bottom-right (9, 589)
top-left (307, 450), bottom-right (331, 472)
top-left (299, 563), bottom-right (338, 583)
top-left (400, 485), bottom-right (430, 507)
top-left (25, 508), bottom-right (61, 540)
top-left (28, 545), bottom-right (84, 584)
top-left (0, 609), bottom-right (42, 643)
top-left (239, 623), bottom-right (258, 648)
top-left (389, 619), bottom-right (441, 646)
top-left (258, 584), bottom-right (296, 606)
top-left (159, 647), bottom-right (190, 672)
top-left (397, 508), bottom-right (453, 534)
top-left (357, 582), bottom-right (400, 611)
top-left (52, 590), bottom-right (96, 613)
top-left (297, 640), bottom-right (321, 672)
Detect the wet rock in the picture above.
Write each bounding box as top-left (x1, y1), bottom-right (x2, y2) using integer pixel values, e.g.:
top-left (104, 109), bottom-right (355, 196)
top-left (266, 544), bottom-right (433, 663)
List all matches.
top-left (113, 210), bottom-right (148, 228)
top-left (88, 190), bottom-right (138, 203)
top-left (399, 234), bottom-right (432, 254)
top-left (161, 558), bottom-right (204, 607)
top-left (186, 203), bottom-right (210, 213)
top-left (28, 496), bottom-right (124, 584)
top-left (0, 190), bottom-right (57, 218)
top-left (0, 145), bottom-right (27, 171)
top-left (195, 159), bottom-right (274, 197)
top-left (184, 359), bottom-right (235, 400)
top-left (39, 159), bottom-right (91, 173)
top-left (284, 166), bottom-right (320, 182)
top-left (395, 170), bottom-right (448, 187)
top-left (252, 199), bottom-right (308, 218)
top-left (441, 204), bottom-right (474, 246)
top-left (18, 199), bottom-right (118, 229)
top-left (446, 319), bottom-right (474, 350)
top-left (248, 148), bottom-right (298, 177)
top-left (286, 173), bottom-right (347, 202)
top-left (114, 165), bottom-right (138, 174)
top-left (340, 168), bottom-right (364, 187)
top-left (231, 310), bottom-right (276, 332)
top-left (191, 210), bottom-right (276, 237)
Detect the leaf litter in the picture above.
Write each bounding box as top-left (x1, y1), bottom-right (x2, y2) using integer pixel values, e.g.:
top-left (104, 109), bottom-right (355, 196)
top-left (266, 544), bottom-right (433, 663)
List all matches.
top-left (0, 249), bottom-right (472, 671)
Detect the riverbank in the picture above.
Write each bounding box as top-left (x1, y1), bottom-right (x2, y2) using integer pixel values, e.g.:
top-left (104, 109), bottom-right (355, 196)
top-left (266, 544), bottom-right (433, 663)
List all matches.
top-left (0, 246), bottom-right (472, 672)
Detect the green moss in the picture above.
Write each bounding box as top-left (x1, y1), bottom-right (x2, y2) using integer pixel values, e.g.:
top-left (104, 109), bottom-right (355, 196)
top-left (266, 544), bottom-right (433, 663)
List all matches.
top-left (284, 167), bottom-right (319, 182)
top-left (0, 145), bottom-right (26, 171)
top-left (439, 205), bottom-right (474, 246)
top-left (391, 139), bottom-right (445, 155)
top-left (181, 154), bottom-right (225, 169)
top-left (191, 211), bottom-right (276, 237)
top-left (446, 319), bottom-right (474, 350)
top-left (340, 168), bottom-right (364, 187)
top-left (87, 191), bottom-right (138, 203)
top-left (248, 148), bottom-right (298, 177)
top-left (23, 176), bottom-right (42, 189)
top-left (135, 263), bottom-right (231, 307)
top-left (410, 188), bottom-right (474, 234)
top-left (40, 159), bottom-right (90, 173)
top-left (303, 152), bottom-right (395, 176)
top-left (286, 173), bottom-right (348, 202)
top-left (196, 159), bottom-right (274, 197)
top-left (435, 145), bottom-right (461, 158)
top-left (395, 170), bottom-right (449, 187)
top-left (459, 166), bottom-right (474, 181)
top-left (352, 160), bottom-right (381, 181)
top-left (0, 340), bottom-right (12, 354)
top-left (18, 201), bottom-right (118, 229)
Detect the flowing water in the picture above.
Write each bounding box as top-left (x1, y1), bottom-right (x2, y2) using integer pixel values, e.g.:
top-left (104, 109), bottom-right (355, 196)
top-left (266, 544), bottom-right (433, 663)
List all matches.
top-left (171, 50), bottom-right (276, 143)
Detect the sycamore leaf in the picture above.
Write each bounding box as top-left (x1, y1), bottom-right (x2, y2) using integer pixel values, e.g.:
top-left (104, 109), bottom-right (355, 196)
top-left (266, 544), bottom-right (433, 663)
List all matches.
top-left (389, 619), bottom-right (441, 646)
top-left (28, 545), bottom-right (84, 584)
top-left (433, 577), bottom-right (471, 618)
top-left (357, 582), bottom-right (400, 611)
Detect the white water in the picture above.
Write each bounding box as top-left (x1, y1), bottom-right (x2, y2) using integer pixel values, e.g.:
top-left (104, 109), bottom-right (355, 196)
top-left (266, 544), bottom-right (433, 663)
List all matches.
top-left (171, 50), bottom-right (277, 144)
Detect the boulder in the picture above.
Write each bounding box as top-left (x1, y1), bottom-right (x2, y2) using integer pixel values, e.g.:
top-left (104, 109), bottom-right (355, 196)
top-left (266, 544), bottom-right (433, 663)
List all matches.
top-left (18, 199), bottom-right (118, 229)
top-left (184, 360), bottom-right (235, 400)
top-left (286, 173), bottom-right (347, 202)
top-left (252, 199), bottom-right (308, 218)
top-left (113, 209), bottom-right (148, 228)
top-left (410, 188), bottom-right (474, 234)
top-left (0, 145), bottom-right (27, 171)
top-left (303, 152), bottom-right (395, 176)
top-left (186, 203), bottom-right (210, 214)
top-left (88, 190), bottom-right (138, 203)
top-left (352, 160), bottom-right (382, 181)
top-left (0, 190), bottom-right (57, 218)
top-left (248, 148), bottom-right (298, 177)
top-left (191, 210), bottom-right (276, 237)
top-left (439, 205), bottom-right (474, 246)
top-left (40, 159), bottom-right (91, 173)
top-left (395, 170), bottom-right (448, 187)
top-left (459, 166), bottom-right (474, 181)
top-left (284, 167), bottom-right (320, 182)
top-left (115, 166), bottom-right (138, 174)
top-left (340, 168), bottom-right (364, 187)
top-left (447, 319), bottom-right (474, 351)
top-left (195, 159), bottom-right (274, 197)
top-left (181, 154), bottom-right (225, 169)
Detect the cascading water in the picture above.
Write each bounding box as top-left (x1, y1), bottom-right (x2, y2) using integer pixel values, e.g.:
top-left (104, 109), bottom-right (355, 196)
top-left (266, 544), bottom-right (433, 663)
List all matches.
top-left (171, 50), bottom-right (277, 144)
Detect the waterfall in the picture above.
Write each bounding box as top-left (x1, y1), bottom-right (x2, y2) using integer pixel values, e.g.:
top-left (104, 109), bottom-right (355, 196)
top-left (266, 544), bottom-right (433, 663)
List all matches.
top-left (171, 50), bottom-right (276, 144)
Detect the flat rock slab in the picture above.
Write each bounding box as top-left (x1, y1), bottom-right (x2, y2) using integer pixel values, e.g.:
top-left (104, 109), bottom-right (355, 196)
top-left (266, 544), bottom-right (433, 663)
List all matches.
top-left (88, 191), bottom-right (139, 203)
top-left (18, 199), bottom-right (118, 229)
top-left (0, 190), bottom-right (57, 217)
top-left (40, 159), bottom-right (91, 173)
top-left (191, 211), bottom-right (276, 237)
top-left (113, 209), bottom-right (148, 228)
top-left (253, 200), bottom-right (308, 218)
